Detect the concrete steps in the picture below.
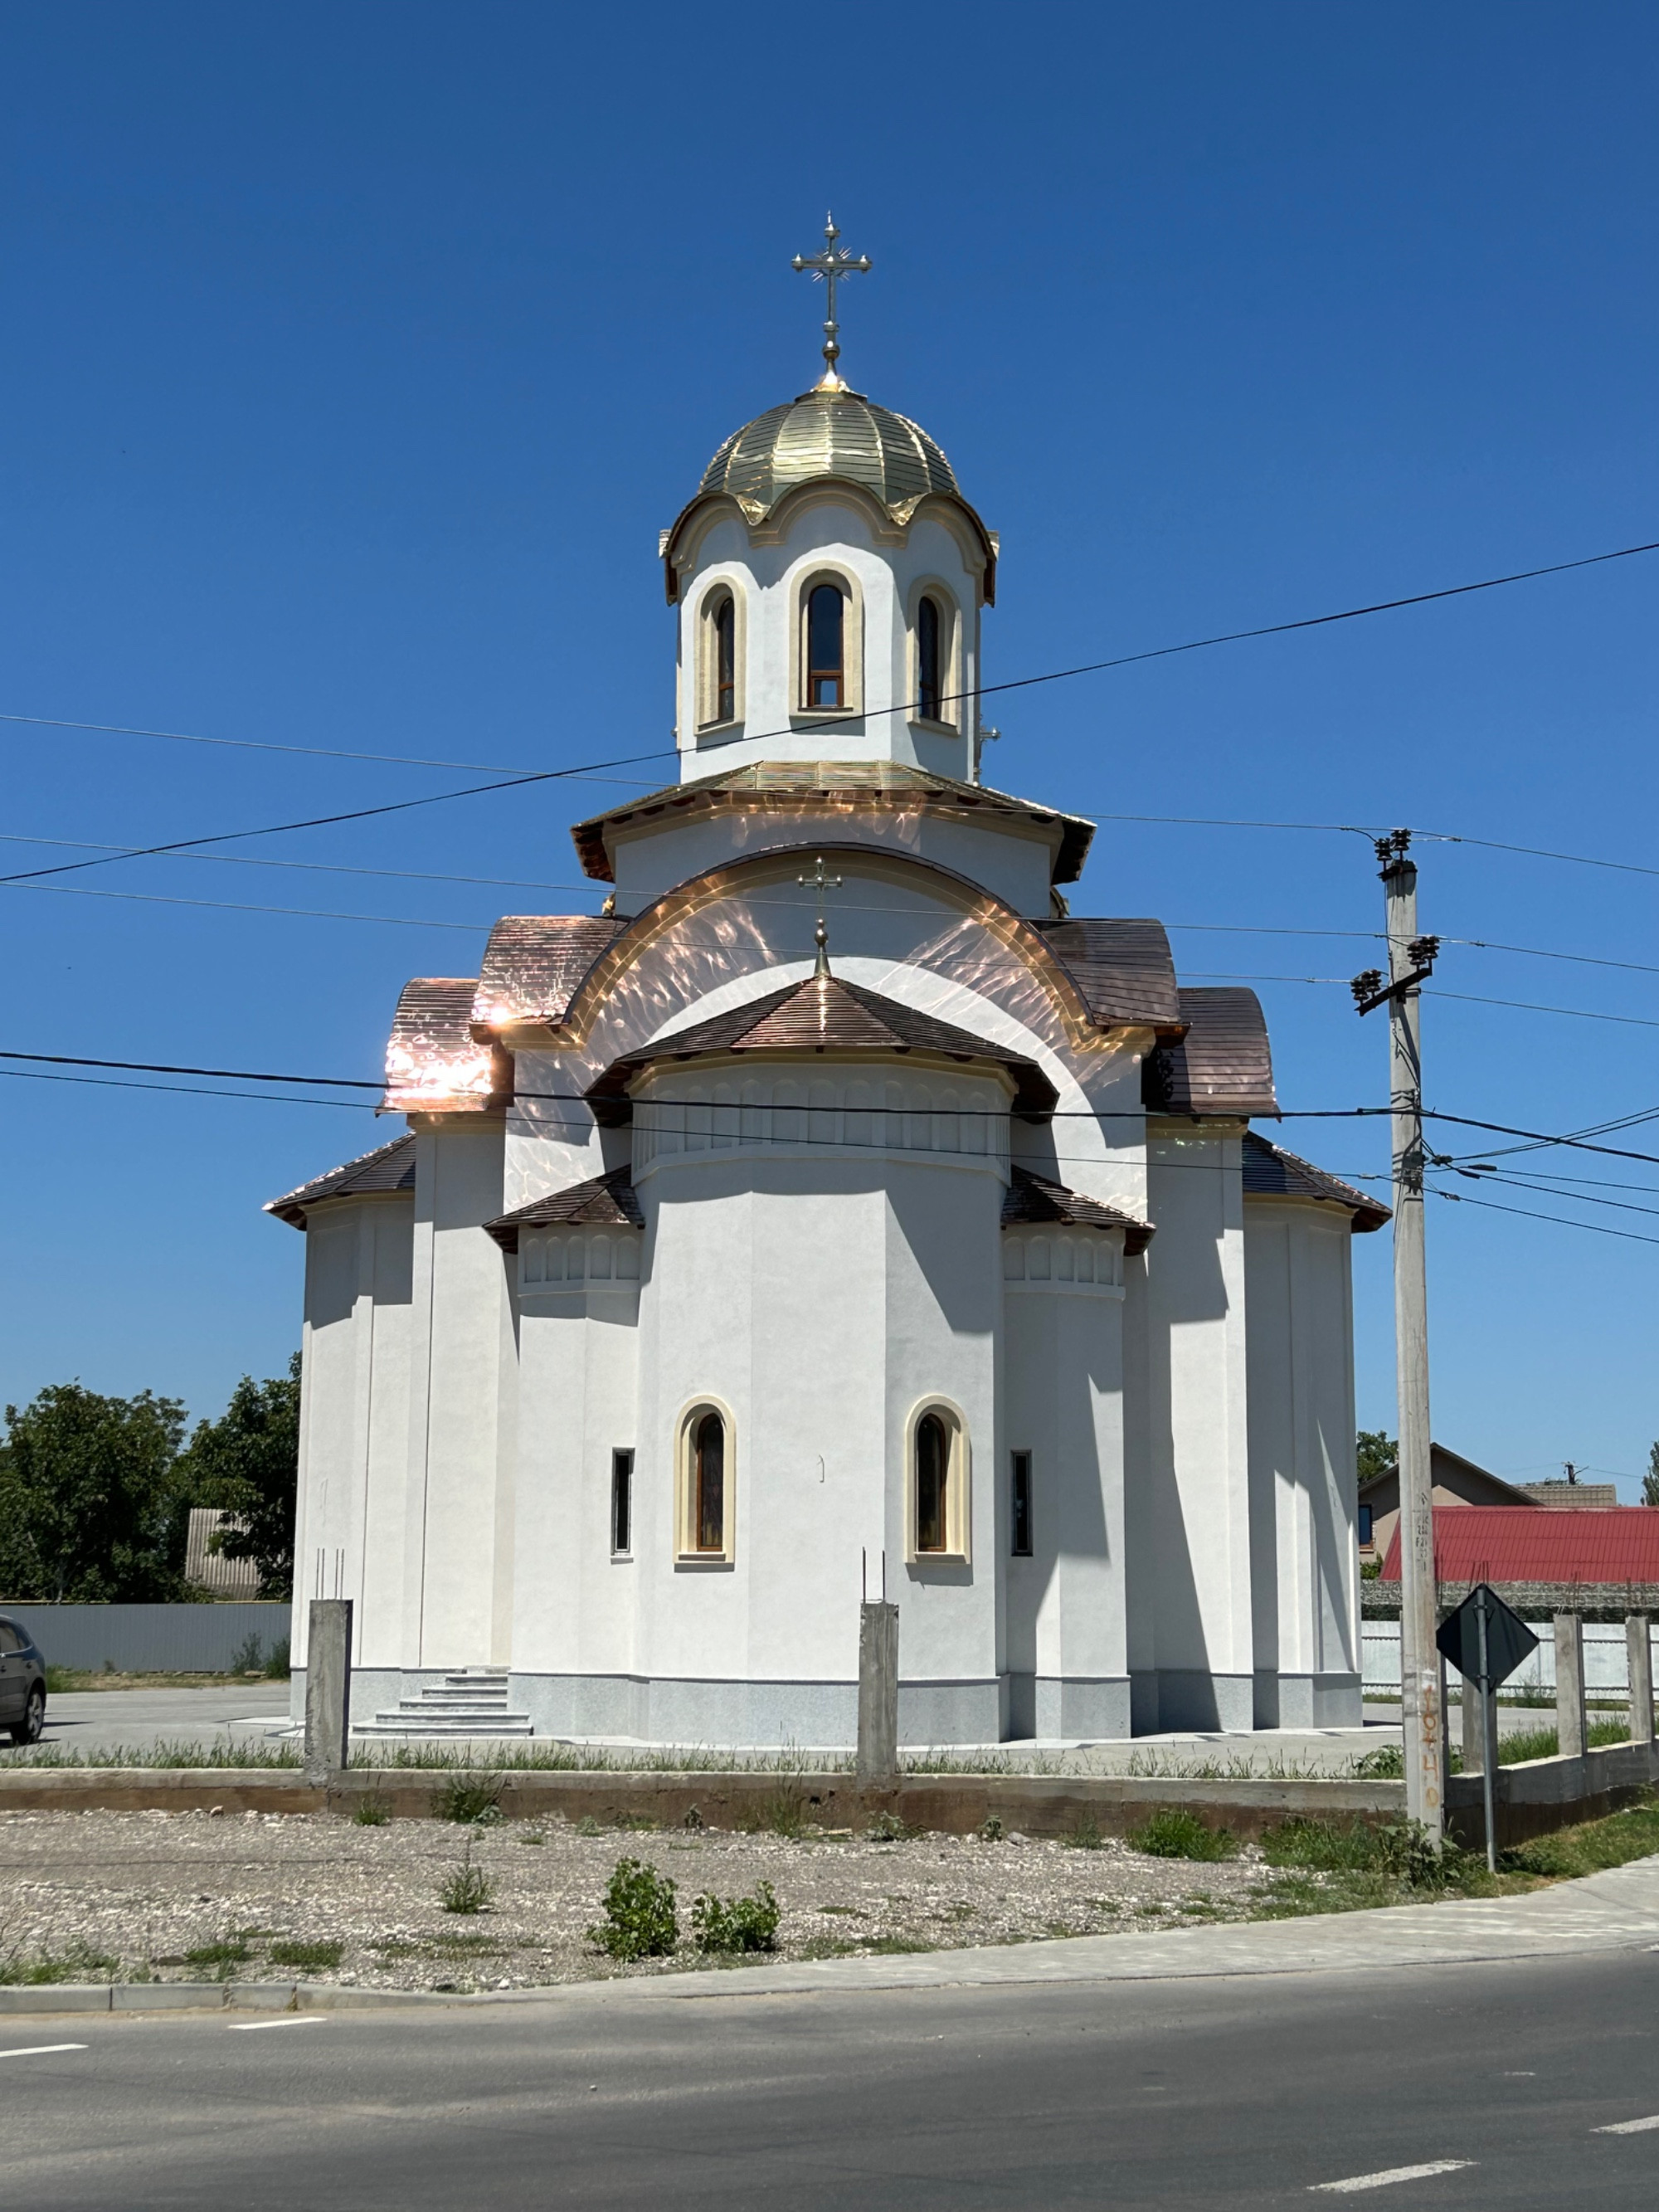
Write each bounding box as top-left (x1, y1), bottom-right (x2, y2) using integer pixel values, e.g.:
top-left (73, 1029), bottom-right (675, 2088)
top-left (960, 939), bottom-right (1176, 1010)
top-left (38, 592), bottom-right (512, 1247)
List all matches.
top-left (358, 1671), bottom-right (533, 1737)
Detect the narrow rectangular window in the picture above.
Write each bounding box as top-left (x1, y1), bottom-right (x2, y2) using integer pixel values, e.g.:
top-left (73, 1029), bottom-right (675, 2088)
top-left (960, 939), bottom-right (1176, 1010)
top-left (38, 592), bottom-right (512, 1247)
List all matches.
top-left (807, 583), bottom-right (844, 709)
top-left (611, 1449), bottom-right (634, 1557)
top-left (1010, 1449), bottom-right (1033, 1557)
top-left (1357, 1503), bottom-right (1373, 1547)
top-left (714, 596), bottom-right (735, 722)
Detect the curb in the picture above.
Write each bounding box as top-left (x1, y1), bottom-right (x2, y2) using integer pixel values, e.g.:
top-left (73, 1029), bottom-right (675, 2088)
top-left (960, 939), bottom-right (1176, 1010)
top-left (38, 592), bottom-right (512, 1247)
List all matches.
top-left (0, 1981), bottom-right (454, 2015)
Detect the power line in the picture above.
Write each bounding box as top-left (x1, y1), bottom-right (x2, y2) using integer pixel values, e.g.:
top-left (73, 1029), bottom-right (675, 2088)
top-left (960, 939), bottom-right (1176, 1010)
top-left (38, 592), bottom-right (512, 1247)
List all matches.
top-left (1427, 989), bottom-right (1659, 1032)
top-left (1431, 1184), bottom-right (1659, 1248)
top-left (0, 747), bottom-right (679, 889)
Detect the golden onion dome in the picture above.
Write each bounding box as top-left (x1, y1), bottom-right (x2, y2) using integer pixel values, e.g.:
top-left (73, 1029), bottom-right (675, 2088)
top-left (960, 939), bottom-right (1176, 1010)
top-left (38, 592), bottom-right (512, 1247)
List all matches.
top-left (698, 387), bottom-right (962, 526)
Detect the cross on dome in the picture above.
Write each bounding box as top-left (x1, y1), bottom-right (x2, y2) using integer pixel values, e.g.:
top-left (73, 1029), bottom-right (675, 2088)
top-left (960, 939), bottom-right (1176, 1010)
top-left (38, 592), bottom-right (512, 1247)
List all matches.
top-left (791, 215), bottom-right (872, 392)
top-left (798, 853), bottom-right (844, 981)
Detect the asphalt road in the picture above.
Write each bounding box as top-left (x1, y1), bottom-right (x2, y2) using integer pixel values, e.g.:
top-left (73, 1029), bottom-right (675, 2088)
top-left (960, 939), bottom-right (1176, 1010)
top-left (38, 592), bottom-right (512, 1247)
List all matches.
top-left (3, 1948), bottom-right (1657, 2210)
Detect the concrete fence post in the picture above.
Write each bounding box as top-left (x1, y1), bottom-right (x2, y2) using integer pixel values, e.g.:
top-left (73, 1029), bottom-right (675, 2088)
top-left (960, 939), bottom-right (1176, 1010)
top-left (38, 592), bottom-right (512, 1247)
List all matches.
top-left (1627, 1614), bottom-right (1654, 1746)
top-left (857, 1601), bottom-right (898, 1785)
top-left (1554, 1611), bottom-right (1586, 1761)
top-left (304, 1599), bottom-right (353, 1783)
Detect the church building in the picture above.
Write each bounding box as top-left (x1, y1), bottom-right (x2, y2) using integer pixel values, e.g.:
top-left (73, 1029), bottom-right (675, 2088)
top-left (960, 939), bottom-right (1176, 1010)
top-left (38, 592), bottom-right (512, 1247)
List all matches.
top-left (270, 227), bottom-right (1383, 1746)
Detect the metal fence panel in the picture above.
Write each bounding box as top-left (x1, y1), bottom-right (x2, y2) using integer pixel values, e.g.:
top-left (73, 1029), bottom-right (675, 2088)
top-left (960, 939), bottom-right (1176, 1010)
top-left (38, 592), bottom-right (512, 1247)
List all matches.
top-left (1363, 1618), bottom-right (1655, 1698)
top-left (0, 1602), bottom-right (292, 1674)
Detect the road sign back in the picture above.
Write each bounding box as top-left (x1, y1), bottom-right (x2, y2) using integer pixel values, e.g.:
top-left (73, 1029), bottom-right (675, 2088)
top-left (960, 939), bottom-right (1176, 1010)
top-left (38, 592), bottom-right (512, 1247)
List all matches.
top-left (1436, 1583), bottom-right (1538, 1691)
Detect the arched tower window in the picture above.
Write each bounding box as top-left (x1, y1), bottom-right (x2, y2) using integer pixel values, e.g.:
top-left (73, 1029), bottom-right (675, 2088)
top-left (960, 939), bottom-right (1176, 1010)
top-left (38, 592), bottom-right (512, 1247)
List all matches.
top-left (915, 1412), bottom-right (950, 1554)
top-left (713, 596), bottom-right (736, 724)
top-left (807, 583), bottom-right (844, 709)
top-left (917, 594), bottom-right (942, 723)
top-left (694, 1411), bottom-right (725, 1553)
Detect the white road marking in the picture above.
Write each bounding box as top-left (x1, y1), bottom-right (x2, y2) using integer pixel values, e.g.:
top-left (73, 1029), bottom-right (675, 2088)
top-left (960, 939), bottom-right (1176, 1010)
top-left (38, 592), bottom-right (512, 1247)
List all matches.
top-left (0, 2044), bottom-right (89, 2060)
top-left (1594, 2114), bottom-right (1659, 2135)
top-left (1311, 2161), bottom-right (1476, 2194)
top-left (228, 2017), bottom-right (329, 2033)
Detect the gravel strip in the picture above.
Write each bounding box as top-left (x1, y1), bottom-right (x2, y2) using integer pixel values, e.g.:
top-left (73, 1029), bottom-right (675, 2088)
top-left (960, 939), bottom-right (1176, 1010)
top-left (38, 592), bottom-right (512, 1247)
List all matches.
top-left (0, 1808), bottom-right (1287, 1992)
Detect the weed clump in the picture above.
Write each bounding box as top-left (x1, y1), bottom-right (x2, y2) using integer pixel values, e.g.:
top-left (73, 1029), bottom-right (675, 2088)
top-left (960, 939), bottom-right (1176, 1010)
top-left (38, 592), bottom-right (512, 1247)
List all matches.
top-left (691, 1881), bottom-right (781, 1956)
top-left (1062, 1811), bottom-right (1104, 1851)
top-left (440, 1848), bottom-right (495, 1915)
top-left (352, 1792), bottom-right (392, 1827)
top-left (588, 1858), bottom-right (679, 1961)
top-left (864, 1810), bottom-right (912, 1843)
top-left (1128, 1808), bottom-right (1237, 1862)
top-left (433, 1773), bottom-right (504, 1826)
top-left (1503, 1795), bottom-right (1659, 1878)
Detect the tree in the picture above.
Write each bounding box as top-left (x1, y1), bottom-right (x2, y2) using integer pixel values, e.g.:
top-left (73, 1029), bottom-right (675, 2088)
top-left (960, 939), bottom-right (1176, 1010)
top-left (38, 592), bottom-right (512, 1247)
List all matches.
top-left (0, 1384), bottom-right (190, 1601)
top-left (1644, 1441), bottom-right (1659, 1510)
top-left (1356, 1430), bottom-right (1398, 1488)
top-left (181, 1355), bottom-right (301, 1598)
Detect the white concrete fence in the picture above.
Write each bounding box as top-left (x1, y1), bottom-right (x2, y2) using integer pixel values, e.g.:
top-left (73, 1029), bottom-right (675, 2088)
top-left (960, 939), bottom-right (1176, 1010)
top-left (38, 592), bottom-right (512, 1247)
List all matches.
top-left (1364, 1619), bottom-right (1657, 1702)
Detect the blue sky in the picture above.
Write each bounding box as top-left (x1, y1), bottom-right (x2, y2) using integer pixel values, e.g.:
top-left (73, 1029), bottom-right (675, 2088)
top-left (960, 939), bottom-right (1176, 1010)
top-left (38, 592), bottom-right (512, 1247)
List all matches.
top-left (2, 4), bottom-right (1655, 1488)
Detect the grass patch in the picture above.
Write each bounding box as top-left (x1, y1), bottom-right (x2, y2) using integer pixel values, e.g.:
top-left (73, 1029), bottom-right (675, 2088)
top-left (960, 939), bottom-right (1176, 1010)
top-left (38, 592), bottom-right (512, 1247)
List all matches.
top-left (1128, 1808), bottom-right (1237, 1862)
top-left (183, 1938), bottom-right (251, 1967)
top-left (351, 1791), bottom-right (392, 1826)
top-left (747, 1785), bottom-right (810, 1840)
top-left (0, 1942), bottom-right (121, 1985)
top-left (1260, 1816), bottom-right (1397, 1873)
top-left (1502, 1794), bottom-right (1659, 1879)
top-left (1497, 1717), bottom-right (1632, 1766)
top-left (1061, 1811), bottom-right (1104, 1851)
top-left (0, 1738), bottom-right (304, 1769)
top-left (267, 1939), bottom-right (344, 1971)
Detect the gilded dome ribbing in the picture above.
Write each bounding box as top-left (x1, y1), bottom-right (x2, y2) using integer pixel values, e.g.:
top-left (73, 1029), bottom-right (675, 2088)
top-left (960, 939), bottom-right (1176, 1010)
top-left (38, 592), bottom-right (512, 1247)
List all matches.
top-left (698, 388), bottom-right (961, 525)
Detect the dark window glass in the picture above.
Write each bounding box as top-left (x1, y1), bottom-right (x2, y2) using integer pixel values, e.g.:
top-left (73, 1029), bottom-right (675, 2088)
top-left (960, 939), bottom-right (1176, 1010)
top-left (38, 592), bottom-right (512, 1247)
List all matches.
top-left (807, 584), bottom-right (844, 708)
top-left (695, 1414), bottom-right (725, 1552)
top-left (714, 597), bottom-right (736, 723)
top-left (1358, 1504), bottom-right (1373, 1547)
top-left (1010, 1450), bottom-right (1033, 1557)
top-left (611, 1449), bottom-right (634, 1556)
top-left (916, 1412), bottom-right (950, 1554)
top-left (917, 595), bottom-right (942, 721)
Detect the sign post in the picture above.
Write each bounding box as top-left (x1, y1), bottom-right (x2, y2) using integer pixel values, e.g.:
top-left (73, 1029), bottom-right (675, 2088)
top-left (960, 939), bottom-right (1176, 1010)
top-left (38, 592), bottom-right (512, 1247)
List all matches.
top-left (1437, 1584), bottom-right (1539, 1869)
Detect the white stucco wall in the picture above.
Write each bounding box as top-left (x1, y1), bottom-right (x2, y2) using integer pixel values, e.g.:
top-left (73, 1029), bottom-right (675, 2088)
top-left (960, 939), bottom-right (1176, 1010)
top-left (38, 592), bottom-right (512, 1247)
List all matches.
top-left (1243, 1198), bottom-right (1362, 1727)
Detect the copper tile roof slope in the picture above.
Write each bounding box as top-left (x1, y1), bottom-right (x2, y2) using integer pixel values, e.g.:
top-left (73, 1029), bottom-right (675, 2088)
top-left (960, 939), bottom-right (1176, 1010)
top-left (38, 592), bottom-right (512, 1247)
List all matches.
top-left (1143, 988), bottom-right (1277, 1117)
top-left (484, 1165), bottom-right (642, 1251)
top-left (1029, 918), bottom-right (1182, 1032)
top-left (266, 1135), bottom-right (416, 1228)
top-left (1243, 1129), bottom-right (1389, 1233)
top-left (570, 761), bottom-right (1094, 885)
top-left (1002, 1165), bottom-right (1153, 1256)
top-left (383, 978), bottom-right (504, 1113)
top-left (470, 915), bottom-right (630, 1030)
top-left (586, 973), bottom-right (1059, 1124)
top-left (1380, 1506), bottom-right (1659, 1585)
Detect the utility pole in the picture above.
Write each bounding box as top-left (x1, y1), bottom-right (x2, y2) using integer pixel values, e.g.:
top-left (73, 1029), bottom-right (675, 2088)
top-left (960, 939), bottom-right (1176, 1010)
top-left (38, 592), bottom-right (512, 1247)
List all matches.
top-left (1351, 830), bottom-right (1443, 1844)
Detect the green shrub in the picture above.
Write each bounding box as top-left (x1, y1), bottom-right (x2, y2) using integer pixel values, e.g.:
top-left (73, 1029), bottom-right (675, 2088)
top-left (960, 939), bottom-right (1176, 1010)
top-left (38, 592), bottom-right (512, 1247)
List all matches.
top-left (588, 1857), bottom-right (679, 1960)
top-left (433, 1773), bottom-right (504, 1825)
top-left (265, 1637), bottom-right (291, 1680)
top-left (1353, 1743), bottom-right (1404, 1780)
top-left (440, 1850), bottom-right (494, 1915)
top-left (864, 1810), bottom-right (912, 1843)
top-left (977, 1814), bottom-right (1005, 1842)
top-left (1374, 1817), bottom-right (1461, 1888)
top-left (1128, 1808), bottom-right (1236, 1862)
top-left (691, 1881), bottom-right (781, 1955)
top-left (268, 1939), bottom-right (343, 1971)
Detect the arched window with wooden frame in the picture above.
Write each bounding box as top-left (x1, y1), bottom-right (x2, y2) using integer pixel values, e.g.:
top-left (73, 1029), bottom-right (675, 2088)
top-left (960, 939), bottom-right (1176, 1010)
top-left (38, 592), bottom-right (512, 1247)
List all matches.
top-left (906, 1399), bottom-right (970, 1562)
top-left (697, 583), bottom-right (743, 732)
top-left (674, 1398), bottom-right (736, 1563)
top-left (792, 568), bottom-right (864, 718)
top-left (807, 583), bottom-right (844, 708)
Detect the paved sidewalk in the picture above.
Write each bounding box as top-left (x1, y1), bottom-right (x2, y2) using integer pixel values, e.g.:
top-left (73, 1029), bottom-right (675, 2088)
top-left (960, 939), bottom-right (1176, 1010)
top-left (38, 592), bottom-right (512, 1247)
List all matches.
top-left (34, 1687), bottom-right (289, 1756)
top-left (538, 1852), bottom-right (1659, 2009)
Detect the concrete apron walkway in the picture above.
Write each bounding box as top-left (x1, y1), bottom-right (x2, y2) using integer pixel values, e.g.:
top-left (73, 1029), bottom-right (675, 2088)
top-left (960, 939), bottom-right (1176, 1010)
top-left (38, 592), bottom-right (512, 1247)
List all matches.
top-left (7, 1853), bottom-right (1658, 2020)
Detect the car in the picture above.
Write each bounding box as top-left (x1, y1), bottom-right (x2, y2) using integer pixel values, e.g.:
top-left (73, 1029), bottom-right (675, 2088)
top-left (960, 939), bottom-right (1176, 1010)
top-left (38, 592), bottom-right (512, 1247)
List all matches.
top-left (0, 1615), bottom-right (46, 1745)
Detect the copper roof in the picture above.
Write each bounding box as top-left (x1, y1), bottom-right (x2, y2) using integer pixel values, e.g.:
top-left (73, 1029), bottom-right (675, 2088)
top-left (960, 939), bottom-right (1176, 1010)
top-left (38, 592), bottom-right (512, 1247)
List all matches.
top-left (383, 978), bottom-right (508, 1113)
top-left (484, 1165), bottom-right (643, 1251)
top-left (1242, 1130), bottom-right (1389, 1233)
top-left (1002, 1165), bottom-right (1153, 1255)
top-left (569, 761), bottom-right (1094, 886)
top-left (266, 1135), bottom-right (416, 1229)
top-left (586, 972), bottom-right (1059, 1125)
top-left (1143, 988), bottom-right (1277, 1117)
top-left (469, 915), bottom-right (629, 1031)
top-left (1030, 918), bottom-right (1182, 1031)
